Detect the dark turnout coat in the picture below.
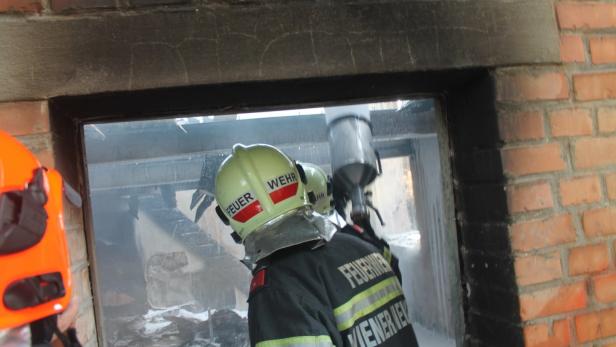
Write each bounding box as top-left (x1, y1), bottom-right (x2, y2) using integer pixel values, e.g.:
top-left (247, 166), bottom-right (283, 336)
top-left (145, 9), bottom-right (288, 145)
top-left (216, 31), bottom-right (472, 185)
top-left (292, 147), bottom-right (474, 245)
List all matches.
top-left (247, 232), bottom-right (419, 347)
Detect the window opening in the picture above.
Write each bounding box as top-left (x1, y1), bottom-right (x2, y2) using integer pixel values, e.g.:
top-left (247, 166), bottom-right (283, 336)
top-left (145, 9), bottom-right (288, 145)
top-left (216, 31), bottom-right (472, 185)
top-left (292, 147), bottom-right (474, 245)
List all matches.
top-left (83, 98), bottom-right (460, 346)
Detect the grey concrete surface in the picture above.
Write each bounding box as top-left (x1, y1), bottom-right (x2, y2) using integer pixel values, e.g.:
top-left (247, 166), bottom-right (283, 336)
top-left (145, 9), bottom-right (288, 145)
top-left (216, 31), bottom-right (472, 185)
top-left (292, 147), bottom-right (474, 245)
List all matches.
top-left (0, 0), bottom-right (559, 102)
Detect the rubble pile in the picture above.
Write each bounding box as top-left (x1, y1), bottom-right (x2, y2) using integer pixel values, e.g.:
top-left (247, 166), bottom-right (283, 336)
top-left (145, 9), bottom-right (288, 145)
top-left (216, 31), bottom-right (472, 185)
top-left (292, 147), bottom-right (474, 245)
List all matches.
top-left (106, 305), bottom-right (249, 347)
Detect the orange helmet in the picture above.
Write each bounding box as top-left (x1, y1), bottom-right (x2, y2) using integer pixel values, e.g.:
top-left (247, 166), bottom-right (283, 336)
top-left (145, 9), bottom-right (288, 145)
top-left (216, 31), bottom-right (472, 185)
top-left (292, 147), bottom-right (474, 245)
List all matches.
top-left (0, 131), bottom-right (72, 329)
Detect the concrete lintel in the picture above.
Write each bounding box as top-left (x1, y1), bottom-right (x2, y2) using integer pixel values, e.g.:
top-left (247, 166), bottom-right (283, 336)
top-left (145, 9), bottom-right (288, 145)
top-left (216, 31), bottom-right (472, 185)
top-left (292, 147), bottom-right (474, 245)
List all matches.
top-left (0, 0), bottom-right (559, 102)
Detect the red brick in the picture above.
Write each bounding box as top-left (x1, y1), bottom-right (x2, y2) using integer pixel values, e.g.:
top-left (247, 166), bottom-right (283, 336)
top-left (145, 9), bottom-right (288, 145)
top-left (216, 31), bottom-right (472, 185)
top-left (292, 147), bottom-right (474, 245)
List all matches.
top-left (574, 72), bottom-right (616, 101)
top-left (575, 137), bottom-right (616, 169)
top-left (561, 35), bottom-right (586, 63)
top-left (0, 101), bottom-right (49, 136)
top-left (13, 134), bottom-right (56, 168)
top-left (499, 111), bottom-right (545, 142)
top-left (14, 133), bottom-right (51, 152)
top-left (497, 72), bottom-right (569, 102)
top-left (503, 143), bottom-right (566, 176)
top-left (606, 173), bottom-right (616, 199)
top-left (511, 214), bottom-right (577, 252)
top-left (569, 244), bottom-right (609, 275)
top-left (34, 148), bottom-right (55, 168)
top-left (591, 37), bottom-right (616, 64)
top-left (559, 176), bottom-right (601, 206)
top-left (584, 207), bottom-right (616, 237)
top-left (593, 273), bottom-right (616, 303)
top-left (599, 108), bottom-right (616, 133)
top-left (524, 320), bottom-right (571, 347)
top-left (0, 0), bottom-right (41, 12)
top-left (515, 252), bottom-right (562, 286)
top-left (520, 282), bottom-right (587, 320)
top-left (575, 307), bottom-right (616, 342)
top-left (549, 108), bottom-right (592, 137)
top-left (507, 182), bottom-right (554, 213)
top-left (552, 321), bottom-right (571, 347)
top-left (557, 2), bottom-right (616, 30)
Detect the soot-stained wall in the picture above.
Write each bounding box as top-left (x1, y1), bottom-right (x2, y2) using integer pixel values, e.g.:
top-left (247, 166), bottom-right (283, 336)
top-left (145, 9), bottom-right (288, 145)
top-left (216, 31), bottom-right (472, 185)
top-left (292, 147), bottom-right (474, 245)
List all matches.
top-left (0, 0), bottom-right (559, 102)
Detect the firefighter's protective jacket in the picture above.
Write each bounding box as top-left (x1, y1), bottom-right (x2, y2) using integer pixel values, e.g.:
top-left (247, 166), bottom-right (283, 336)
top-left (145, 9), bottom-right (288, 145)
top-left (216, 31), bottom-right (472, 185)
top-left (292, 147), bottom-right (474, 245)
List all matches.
top-left (339, 225), bottom-right (401, 281)
top-left (248, 232), bottom-right (419, 347)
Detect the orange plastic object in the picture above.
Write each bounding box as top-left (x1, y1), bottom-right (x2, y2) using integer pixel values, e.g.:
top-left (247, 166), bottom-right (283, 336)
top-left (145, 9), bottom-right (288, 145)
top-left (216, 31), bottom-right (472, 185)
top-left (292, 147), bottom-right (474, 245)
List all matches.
top-left (0, 131), bottom-right (72, 328)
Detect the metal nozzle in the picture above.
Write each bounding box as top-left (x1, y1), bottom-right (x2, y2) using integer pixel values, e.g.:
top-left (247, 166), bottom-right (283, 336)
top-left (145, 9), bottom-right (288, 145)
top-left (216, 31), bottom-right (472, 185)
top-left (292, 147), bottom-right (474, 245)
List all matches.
top-left (349, 185), bottom-right (369, 224)
top-left (326, 105), bottom-right (379, 226)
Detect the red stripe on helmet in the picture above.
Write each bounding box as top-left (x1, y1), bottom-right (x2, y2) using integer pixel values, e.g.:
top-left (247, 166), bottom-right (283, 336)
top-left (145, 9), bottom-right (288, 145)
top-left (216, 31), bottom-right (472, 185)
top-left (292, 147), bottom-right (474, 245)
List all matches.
top-left (232, 200), bottom-right (263, 222)
top-left (269, 182), bottom-right (298, 204)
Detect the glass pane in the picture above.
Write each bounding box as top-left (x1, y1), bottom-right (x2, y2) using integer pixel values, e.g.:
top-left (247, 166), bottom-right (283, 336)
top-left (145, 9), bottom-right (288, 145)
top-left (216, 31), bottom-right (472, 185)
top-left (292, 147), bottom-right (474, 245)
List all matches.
top-left (84, 98), bottom-right (460, 347)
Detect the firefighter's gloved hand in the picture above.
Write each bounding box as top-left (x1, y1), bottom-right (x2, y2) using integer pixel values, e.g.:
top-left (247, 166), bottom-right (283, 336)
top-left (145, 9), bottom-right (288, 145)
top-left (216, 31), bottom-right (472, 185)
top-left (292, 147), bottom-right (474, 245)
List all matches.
top-left (56, 297), bottom-right (78, 334)
top-left (50, 296), bottom-right (80, 347)
top-left (63, 328), bottom-right (81, 347)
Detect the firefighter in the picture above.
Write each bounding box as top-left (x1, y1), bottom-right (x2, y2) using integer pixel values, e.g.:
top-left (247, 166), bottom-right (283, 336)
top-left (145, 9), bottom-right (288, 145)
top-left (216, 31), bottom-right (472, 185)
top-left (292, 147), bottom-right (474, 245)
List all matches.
top-left (301, 162), bottom-right (401, 281)
top-left (300, 162), bottom-right (334, 217)
top-left (0, 131), bottom-right (81, 347)
top-left (214, 144), bottom-right (418, 347)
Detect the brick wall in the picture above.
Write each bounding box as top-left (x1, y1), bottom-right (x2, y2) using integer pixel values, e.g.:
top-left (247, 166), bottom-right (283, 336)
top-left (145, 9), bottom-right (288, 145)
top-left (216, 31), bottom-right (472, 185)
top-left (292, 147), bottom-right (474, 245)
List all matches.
top-left (0, 101), bottom-right (97, 347)
top-left (495, 1), bottom-right (616, 345)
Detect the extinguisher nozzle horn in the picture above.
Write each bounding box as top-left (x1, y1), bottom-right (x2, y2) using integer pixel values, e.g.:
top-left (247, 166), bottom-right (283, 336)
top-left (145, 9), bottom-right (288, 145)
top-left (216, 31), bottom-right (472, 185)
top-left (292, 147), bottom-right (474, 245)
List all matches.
top-left (349, 185), bottom-right (369, 225)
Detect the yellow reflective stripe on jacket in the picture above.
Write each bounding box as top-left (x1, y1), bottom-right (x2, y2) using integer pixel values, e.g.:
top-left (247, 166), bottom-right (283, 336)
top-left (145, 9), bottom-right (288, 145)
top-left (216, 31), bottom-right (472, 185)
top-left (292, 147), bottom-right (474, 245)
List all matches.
top-left (255, 335), bottom-right (334, 347)
top-left (333, 276), bottom-right (403, 331)
top-left (382, 247), bottom-right (392, 263)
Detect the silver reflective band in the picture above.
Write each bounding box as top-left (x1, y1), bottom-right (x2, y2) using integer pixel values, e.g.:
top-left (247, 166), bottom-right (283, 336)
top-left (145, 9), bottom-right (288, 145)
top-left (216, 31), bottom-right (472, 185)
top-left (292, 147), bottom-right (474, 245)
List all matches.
top-left (255, 335), bottom-right (334, 347)
top-left (243, 208), bottom-right (337, 264)
top-left (334, 277), bottom-right (404, 331)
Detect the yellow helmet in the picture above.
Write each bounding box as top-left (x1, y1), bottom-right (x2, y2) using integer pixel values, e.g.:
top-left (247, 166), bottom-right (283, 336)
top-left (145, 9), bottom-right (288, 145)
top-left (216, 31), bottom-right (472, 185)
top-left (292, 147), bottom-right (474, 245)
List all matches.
top-left (214, 144), bottom-right (337, 264)
top-left (301, 162), bottom-right (334, 215)
top-left (214, 144), bottom-right (308, 241)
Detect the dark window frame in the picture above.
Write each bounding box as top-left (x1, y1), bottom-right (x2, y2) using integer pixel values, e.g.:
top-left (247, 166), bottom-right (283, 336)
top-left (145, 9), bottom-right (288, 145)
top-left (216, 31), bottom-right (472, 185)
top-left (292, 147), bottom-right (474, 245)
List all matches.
top-left (49, 68), bottom-right (517, 347)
